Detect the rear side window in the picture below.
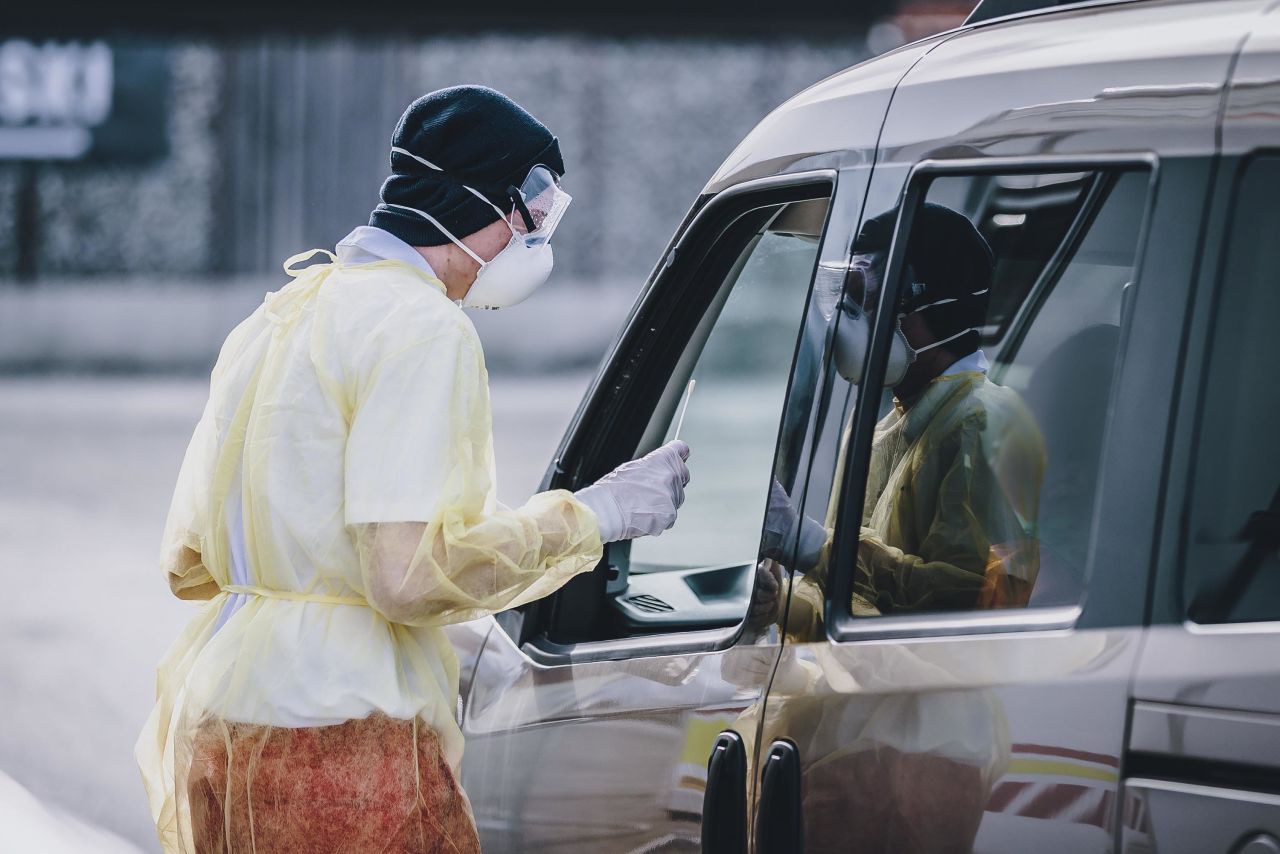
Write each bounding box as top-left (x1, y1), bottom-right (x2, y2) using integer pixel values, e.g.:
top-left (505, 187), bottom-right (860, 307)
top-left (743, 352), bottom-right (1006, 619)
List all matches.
top-left (926, 171), bottom-right (1096, 340)
top-left (810, 166), bottom-right (1151, 625)
top-left (1183, 155), bottom-right (1280, 624)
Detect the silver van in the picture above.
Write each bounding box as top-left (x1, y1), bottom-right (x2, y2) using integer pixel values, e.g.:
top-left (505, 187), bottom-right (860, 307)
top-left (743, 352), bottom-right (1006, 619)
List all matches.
top-left (447, 1), bottom-right (1280, 851)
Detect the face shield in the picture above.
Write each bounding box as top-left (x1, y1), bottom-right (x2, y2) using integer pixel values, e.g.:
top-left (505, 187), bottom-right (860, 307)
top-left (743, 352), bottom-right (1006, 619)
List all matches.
top-left (812, 251), bottom-right (886, 323)
top-left (830, 251), bottom-right (925, 386)
top-left (505, 165), bottom-right (571, 246)
top-left (844, 251), bottom-right (889, 316)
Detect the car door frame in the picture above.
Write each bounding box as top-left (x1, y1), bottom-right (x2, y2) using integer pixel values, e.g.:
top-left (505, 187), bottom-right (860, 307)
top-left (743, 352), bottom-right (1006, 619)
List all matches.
top-left (497, 168), bottom-right (841, 665)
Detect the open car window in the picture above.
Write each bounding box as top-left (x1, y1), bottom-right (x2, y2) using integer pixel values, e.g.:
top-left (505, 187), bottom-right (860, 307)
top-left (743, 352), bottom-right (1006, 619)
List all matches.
top-left (575, 194), bottom-right (831, 640)
top-left (799, 165), bottom-right (1152, 639)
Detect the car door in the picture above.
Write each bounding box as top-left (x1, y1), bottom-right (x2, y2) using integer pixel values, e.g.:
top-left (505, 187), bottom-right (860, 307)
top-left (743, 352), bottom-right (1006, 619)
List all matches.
top-left (1126, 9), bottom-right (1280, 851)
top-left (745, 5), bottom-right (1253, 851)
top-left (458, 172), bottom-right (849, 854)
top-left (754, 154), bottom-right (1171, 854)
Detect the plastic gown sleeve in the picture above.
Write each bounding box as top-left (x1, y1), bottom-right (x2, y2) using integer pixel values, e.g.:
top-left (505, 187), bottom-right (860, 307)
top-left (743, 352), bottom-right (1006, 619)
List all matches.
top-left (161, 398), bottom-right (220, 600)
top-left (856, 421), bottom-right (1022, 613)
top-left (345, 327), bottom-right (603, 626)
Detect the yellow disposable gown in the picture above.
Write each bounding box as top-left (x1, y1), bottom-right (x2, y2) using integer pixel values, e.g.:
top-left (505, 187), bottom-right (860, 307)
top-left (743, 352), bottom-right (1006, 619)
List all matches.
top-left (855, 371), bottom-right (1045, 614)
top-left (784, 369), bottom-right (1045, 641)
top-left (136, 251), bottom-right (603, 852)
top-left (756, 372), bottom-right (1044, 852)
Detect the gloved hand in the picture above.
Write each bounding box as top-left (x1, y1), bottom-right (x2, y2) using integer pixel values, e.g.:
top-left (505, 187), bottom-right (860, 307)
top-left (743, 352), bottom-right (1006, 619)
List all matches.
top-left (745, 558), bottom-right (784, 634)
top-left (761, 480), bottom-right (801, 560)
top-left (761, 479), bottom-right (829, 570)
top-left (575, 440), bottom-right (691, 543)
top-left (858, 526), bottom-right (904, 574)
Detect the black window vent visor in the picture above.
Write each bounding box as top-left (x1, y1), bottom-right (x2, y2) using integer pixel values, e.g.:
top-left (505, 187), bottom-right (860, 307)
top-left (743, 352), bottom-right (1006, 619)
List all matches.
top-left (625, 593), bottom-right (676, 613)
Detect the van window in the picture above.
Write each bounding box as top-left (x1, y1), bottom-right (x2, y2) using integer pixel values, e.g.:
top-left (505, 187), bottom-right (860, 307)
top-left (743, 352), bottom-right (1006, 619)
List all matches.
top-left (603, 197), bottom-right (829, 636)
top-left (1183, 156), bottom-right (1280, 624)
top-left (807, 167), bottom-right (1150, 623)
top-left (926, 171), bottom-right (1095, 341)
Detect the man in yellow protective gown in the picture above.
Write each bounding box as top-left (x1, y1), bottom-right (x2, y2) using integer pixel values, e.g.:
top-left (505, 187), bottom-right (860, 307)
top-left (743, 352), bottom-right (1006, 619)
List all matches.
top-left (137, 86), bottom-right (691, 854)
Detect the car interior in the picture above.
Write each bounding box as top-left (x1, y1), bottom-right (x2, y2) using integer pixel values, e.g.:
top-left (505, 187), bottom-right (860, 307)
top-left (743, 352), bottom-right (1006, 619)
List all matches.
top-left (907, 167), bottom-right (1150, 611)
top-left (604, 197), bottom-right (830, 635)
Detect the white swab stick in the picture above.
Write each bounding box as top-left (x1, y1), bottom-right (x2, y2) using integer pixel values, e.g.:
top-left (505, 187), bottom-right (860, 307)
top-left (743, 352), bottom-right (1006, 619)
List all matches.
top-left (674, 379), bottom-right (697, 441)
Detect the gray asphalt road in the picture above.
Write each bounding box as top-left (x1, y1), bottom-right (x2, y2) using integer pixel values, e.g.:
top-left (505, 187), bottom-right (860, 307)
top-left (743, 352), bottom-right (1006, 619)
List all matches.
top-left (0, 372), bottom-right (592, 850)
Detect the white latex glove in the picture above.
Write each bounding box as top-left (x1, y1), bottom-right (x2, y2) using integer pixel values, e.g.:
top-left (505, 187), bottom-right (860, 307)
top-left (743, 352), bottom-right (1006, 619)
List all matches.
top-left (761, 479), bottom-right (829, 570)
top-left (574, 440), bottom-right (691, 542)
top-left (761, 480), bottom-right (800, 560)
top-left (745, 558), bottom-right (784, 633)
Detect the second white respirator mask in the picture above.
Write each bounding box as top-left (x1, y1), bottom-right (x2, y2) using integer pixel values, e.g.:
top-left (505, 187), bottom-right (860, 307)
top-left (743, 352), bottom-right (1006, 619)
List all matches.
top-left (835, 303), bottom-right (983, 387)
top-left (835, 306), bottom-right (916, 387)
top-left (830, 252), bottom-right (916, 387)
top-left (386, 151), bottom-right (571, 310)
top-left (834, 251), bottom-right (957, 387)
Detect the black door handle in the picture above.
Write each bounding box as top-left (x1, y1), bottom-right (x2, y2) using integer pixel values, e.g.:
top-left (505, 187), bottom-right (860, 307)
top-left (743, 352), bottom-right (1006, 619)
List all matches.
top-left (702, 731), bottom-right (747, 854)
top-left (755, 740), bottom-right (803, 854)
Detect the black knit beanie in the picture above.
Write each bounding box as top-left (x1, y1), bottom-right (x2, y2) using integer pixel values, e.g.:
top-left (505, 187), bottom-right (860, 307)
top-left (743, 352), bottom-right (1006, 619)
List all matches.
top-left (853, 203), bottom-right (994, 355)
top-left (369, 86), bottom-right (565, 247)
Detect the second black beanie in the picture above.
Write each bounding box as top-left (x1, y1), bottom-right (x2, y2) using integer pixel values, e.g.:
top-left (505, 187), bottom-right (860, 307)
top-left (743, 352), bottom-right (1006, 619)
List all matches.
top-left (369, 86), bottom-right (565, 247)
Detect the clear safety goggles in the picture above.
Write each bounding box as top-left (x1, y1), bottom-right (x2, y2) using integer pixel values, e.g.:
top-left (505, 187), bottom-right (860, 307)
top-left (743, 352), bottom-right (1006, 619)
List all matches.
top-left (505, 165), bottom-right (571, 245)
top-left (387, 147), bottom-right (571, 250)
top-left (835, 251), bottom-right (933, 318)
top-left (830, 252), bottom-right (885, 319)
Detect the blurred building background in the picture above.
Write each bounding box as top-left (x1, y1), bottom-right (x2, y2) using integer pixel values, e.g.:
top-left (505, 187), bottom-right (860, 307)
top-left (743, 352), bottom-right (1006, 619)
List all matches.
top-left (1, 35), bottom-right (874, 371)
top-left (0, 3), bottom-right (972, 372)
top-left (0, 3), bottom-right (972, 851)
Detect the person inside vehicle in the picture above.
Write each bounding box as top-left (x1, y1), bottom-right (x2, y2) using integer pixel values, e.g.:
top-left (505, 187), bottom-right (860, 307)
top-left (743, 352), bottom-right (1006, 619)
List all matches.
top-left (761, 203), bottom-right (1044, 638)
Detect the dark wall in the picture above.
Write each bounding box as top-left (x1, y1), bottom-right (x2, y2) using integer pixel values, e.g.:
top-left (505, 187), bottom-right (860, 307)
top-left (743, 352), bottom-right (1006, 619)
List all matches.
top-left (0, 36), bottom-right (873, 282)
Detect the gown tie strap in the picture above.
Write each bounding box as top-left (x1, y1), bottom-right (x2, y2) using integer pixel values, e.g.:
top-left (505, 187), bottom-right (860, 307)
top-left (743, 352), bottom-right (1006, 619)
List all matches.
top-left (222, 585), bottom-right (366, 607)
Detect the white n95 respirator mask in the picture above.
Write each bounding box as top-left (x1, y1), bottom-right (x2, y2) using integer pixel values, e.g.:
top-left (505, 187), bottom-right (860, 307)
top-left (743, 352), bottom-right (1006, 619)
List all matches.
top-left (460, 230), bottom-right (555, 310)
top-left (830, 252), bottom-right (917, 387)
top-left (386, 152), bottom-right (571, 310)
top-left (835, 305), bottom-right (916, 387)
top-left (835, 301), bottom-right (983, 387)
top-left (830, 250), bottom-right (986, 388)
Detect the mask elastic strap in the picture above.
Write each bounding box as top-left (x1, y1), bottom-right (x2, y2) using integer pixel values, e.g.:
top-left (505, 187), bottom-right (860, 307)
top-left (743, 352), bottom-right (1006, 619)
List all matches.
top-left (382, 202), bottom-right (487, 267)
top-left (908, 295), bottom-right (958, 313)
top-left (467, 187), bottom-right (513, 224)
top-left (907, 287), bottom-right (990, 314)
top-left (914, 326), bottom-right (980, 355)
top-left (390, 146), bottom-right (515, 231)
top-left (391, 146), bottom-right (444, 172)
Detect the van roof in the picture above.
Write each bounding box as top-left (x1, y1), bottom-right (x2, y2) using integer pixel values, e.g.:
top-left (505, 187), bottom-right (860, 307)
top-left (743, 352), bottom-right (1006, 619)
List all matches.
top-left (704, 0), bottom-right (1267, 193)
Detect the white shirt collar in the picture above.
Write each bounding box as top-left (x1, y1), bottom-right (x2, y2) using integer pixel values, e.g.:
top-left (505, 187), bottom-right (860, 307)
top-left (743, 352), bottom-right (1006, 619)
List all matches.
top-left (941, 348), bottom-right (990, 377)
top-left (335, 226), bottom-right (439, 278)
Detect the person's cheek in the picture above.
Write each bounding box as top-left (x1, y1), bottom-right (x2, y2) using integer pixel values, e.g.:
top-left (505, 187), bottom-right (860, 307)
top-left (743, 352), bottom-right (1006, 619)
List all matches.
top-left (899, 312), bottom-right (933, 351)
